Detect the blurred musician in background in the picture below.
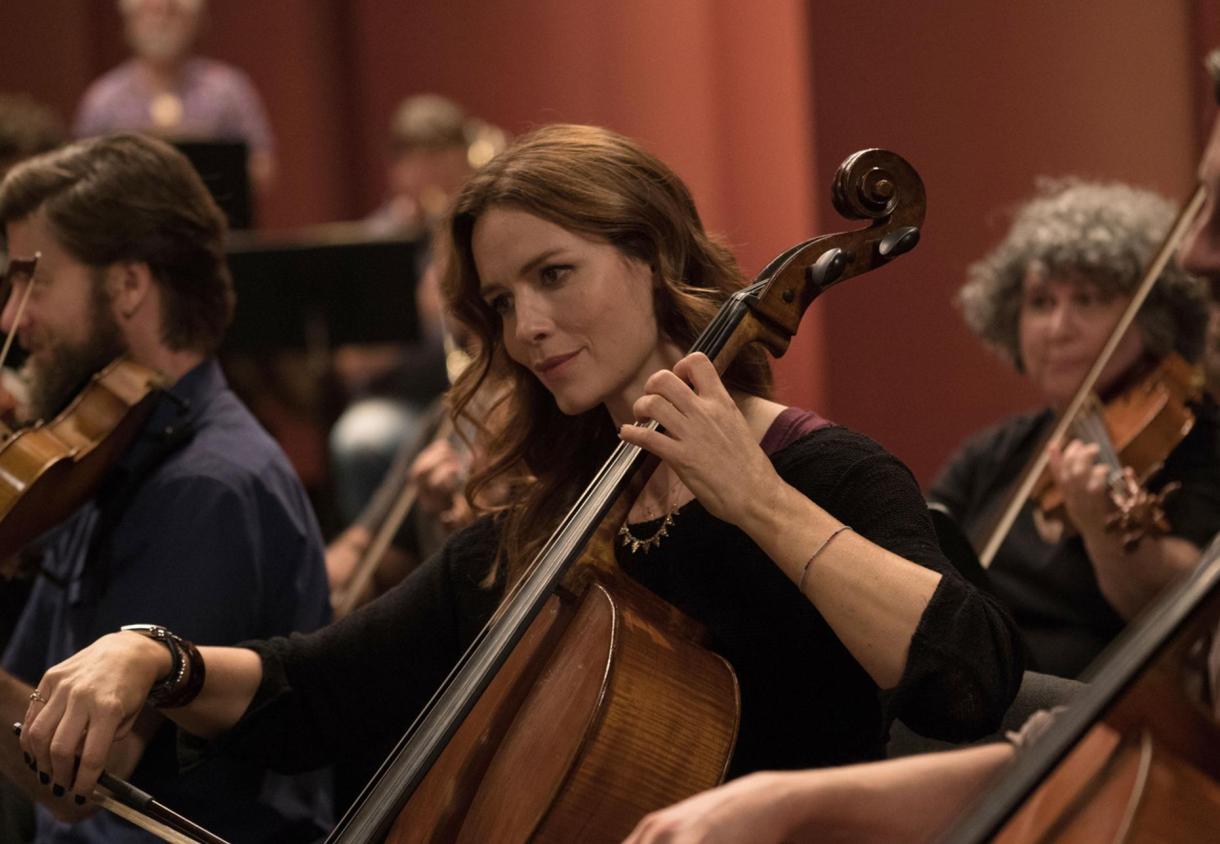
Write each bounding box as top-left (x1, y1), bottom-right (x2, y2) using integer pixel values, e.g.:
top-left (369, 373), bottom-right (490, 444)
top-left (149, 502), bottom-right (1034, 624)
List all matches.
top-left (1186, 49), bottom-right (1220, 400)
top-left (328, 95), bottom-right (505, 524)
top-left (0, 134), bottom-right (330, 842)
top-left (0, 95), bottom-right (64, 181)
top-left (929, 180), bottom-right (1220, 679)
top-left (74, 0), bottom-right (277, 196)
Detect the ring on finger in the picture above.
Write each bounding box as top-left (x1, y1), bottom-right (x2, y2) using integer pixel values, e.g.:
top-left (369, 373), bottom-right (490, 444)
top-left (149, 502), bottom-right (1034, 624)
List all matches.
top-left (28, 689), bottom-right (47, 704)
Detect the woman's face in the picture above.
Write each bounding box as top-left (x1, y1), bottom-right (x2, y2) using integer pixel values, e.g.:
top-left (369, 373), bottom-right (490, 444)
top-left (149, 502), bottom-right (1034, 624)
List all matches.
top-left (471, 206), bottom-right (683, 424)
top-left (1017, 268), bottom-right (1146, 408)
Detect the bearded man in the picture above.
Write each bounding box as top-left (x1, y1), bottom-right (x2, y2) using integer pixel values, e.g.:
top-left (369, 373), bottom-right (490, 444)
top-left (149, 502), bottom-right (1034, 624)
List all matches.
top-left (0, 134), bottom-right (330, 843)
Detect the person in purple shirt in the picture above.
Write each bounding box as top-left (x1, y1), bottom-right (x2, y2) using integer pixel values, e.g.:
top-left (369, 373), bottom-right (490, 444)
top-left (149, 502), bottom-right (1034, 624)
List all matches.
top-left (74, 0), bottom-right (276, 195)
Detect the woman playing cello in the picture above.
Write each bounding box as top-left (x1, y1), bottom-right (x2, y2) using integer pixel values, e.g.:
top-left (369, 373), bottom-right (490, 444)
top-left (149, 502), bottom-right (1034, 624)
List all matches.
top-left (15, 124), bottom-right (1021, 824)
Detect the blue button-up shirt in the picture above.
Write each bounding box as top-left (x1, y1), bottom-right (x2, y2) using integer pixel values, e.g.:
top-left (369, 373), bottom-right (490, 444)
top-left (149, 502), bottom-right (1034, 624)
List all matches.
top-left (4, 359), bottom-right (332, 843)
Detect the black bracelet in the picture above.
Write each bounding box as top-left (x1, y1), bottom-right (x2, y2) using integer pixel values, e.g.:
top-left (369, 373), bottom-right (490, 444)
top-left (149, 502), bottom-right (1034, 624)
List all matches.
top-left (119, 625), bottom-right (206, 709)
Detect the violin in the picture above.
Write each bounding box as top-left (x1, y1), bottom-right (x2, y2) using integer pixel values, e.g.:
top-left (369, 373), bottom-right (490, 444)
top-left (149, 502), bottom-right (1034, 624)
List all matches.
top-left (978, 184), bottom-right (1210, 567)
top-left (1030, 352), bottom-right (1203, 550)
top-left (325, 148), bottom-right (926, 842)
top-left (332, 412), bottom-right (457, 619)
top-left (0, 357), bottom-right (167, 562)
top-left (0, 254), bottom-right (168, 564)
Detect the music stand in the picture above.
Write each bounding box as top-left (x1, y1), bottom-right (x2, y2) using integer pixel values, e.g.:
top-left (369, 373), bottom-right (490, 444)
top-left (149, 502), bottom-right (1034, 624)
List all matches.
top-left (223, 229), bottom-right (423, 353)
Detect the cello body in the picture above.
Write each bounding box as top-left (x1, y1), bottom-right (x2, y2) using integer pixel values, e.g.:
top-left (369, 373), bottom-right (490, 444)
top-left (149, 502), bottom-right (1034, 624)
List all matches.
top-left (389, 573), bottom-right (739, 843)
top-left (940, 535), bottom-right (1220, 843)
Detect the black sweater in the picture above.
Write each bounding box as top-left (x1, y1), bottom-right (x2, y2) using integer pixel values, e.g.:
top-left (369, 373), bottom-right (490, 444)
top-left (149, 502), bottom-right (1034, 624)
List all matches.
top-left (213, 425), bottom-right (1023, 784)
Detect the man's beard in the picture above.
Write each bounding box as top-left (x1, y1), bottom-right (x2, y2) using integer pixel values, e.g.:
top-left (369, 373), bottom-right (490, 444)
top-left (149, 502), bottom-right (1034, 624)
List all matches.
top-left (20, 290), bottom-right (125, 423)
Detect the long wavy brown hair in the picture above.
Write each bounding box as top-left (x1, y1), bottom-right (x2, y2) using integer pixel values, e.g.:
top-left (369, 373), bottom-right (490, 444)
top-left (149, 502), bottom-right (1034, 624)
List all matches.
top-left (441, 124), bottom-right (773, 583)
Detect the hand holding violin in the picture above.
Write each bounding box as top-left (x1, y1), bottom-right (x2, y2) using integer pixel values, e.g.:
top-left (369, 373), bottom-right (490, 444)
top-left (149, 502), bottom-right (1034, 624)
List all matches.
top-left (1046, 439), bottom-right (1114, 536)
top-left (1047, 439), bottom-right (1200, 619)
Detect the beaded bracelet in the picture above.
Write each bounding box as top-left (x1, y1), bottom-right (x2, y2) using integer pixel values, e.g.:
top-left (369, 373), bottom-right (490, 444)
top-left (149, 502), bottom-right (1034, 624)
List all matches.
top-left (797, 525), bottom-right (853, 594)
top-left (120, 625), bottom-right (207, 709)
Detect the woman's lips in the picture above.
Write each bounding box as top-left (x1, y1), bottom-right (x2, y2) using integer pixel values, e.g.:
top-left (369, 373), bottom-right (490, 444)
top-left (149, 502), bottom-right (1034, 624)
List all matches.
top-left (536, 350), bottom-right (580, 375)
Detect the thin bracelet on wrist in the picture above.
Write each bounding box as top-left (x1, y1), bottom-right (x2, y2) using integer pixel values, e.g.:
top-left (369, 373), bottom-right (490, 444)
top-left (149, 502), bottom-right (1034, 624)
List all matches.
top-left (797, 525), bottom-right (854, 594)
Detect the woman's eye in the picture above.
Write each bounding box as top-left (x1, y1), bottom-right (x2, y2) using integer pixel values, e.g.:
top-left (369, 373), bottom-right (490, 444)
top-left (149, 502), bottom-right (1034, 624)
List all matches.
top-left (540, 264), bottom-right (571, 286)
top-left (1074, 289), bottom-right (1106, 308)
top-left (485, 293), bottom-right (512, 315)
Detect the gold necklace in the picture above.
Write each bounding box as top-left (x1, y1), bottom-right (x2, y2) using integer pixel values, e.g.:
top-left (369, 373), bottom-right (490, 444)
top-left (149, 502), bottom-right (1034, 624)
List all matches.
top-left (618, 505), bottom-right (682, 554)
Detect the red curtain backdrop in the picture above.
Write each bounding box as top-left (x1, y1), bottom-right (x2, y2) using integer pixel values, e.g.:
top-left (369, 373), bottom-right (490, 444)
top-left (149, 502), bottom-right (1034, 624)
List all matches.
top-left (0, 0), bottom-right (1212, 484)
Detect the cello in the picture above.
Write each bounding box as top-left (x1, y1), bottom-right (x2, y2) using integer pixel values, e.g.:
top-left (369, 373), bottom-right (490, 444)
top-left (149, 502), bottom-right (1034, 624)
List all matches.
top-left (938, 534), bottom-right (1220, 843)
top-left (326, 147), bottom-right (926, 842)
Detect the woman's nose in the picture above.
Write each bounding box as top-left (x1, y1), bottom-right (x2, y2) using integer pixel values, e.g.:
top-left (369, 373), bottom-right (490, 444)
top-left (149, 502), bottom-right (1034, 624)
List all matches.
top-left (1045, 301), bottom-right (1077, 338)
top-left (512, 289), bottom-right (553, 343)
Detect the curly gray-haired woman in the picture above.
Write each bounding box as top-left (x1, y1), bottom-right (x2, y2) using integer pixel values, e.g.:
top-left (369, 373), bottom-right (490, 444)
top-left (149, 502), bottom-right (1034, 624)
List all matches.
top-left (930, 179), bottom-right (1220, 679)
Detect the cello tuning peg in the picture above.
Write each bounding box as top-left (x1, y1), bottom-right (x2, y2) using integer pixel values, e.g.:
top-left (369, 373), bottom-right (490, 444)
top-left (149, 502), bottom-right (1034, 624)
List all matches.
top-left (805, 248), bottom-right (854, 291)
top-left (878, 226), bottom-right (920, 259)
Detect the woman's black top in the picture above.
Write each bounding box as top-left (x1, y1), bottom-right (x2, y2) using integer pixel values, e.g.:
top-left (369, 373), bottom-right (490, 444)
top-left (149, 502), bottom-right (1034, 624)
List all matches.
top-left (208, 424), bottom-right (1024, 784)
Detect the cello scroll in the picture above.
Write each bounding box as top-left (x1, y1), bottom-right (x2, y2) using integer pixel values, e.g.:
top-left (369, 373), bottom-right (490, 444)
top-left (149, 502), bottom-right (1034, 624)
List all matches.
top-left (746, 149), bottom-right (925, 350)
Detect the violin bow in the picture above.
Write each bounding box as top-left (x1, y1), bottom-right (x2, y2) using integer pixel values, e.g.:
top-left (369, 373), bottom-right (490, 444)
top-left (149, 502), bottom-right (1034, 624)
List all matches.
top-left (976, 185), bottom-right (1208, 568)
top-left (11, 722), bottom-right (230, 844)
top-left (0, 252), bottom-right (40, 372)
top-left (333, 413), bottom-right (456, 618)
top-left (333, 325), bottom-right (475, 619)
